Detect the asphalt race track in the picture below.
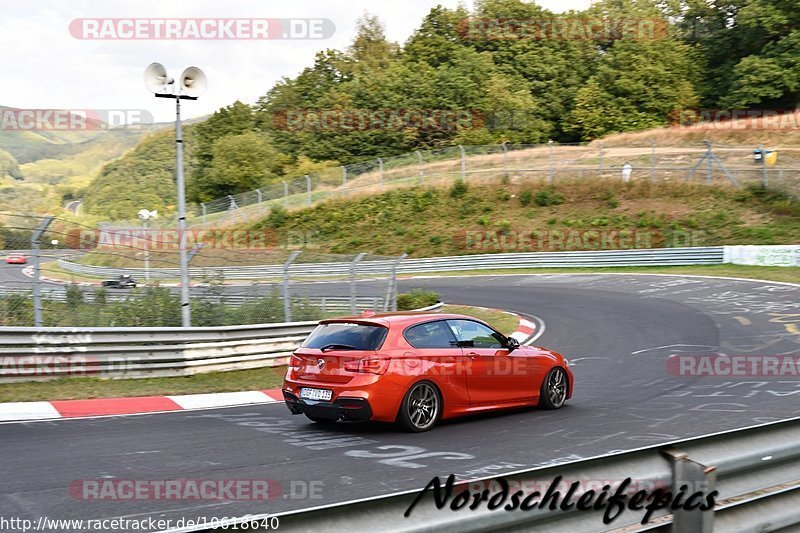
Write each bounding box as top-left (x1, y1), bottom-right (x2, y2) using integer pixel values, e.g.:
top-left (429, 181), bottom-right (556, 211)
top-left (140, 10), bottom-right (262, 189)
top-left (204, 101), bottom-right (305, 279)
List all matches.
top-left (1, 274), bottom-right (799, 531)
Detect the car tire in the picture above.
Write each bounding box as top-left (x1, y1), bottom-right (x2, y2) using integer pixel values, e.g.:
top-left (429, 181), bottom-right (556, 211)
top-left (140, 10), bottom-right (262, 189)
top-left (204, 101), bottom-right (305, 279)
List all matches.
top-left (305, 414), bottom-right (338, 424)
top-left (538, 367), bottom-right (568, 409)
top-left (397, 381), bottom-right (441, 432)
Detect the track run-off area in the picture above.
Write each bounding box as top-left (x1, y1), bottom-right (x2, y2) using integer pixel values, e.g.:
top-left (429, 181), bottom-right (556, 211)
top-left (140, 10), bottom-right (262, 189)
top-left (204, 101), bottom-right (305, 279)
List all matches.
top-left (1, 274), bottom-right (798, 532)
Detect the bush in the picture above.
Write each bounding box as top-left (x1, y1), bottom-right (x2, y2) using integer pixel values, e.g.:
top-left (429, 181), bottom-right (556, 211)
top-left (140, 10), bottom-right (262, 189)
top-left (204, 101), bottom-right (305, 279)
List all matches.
top-left (449, 180), bottom-right (468, 198)
top-left (267, 205), bottom-right (288, 228)
top-left (519, 190), bottom-right (533, 207)
top-left (535, 188), bottom-right (565, 206)
top-left (396, 289), bottom-right (439, 311)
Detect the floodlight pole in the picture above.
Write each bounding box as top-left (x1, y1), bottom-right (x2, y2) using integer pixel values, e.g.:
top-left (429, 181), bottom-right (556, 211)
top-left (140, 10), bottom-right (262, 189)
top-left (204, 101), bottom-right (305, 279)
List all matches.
top-left (157, 93), bottom-right (197, 327)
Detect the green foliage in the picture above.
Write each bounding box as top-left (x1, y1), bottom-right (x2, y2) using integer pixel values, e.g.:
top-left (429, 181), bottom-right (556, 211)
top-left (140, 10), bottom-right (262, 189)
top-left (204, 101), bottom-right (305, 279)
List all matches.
top-left (396, 289), bottom-right (440, 311)
top-left (534, 188), bottom-right (565, 206)
top-left (449, 180), bottom-right (468, 198)
top-left (519, 190), bottom-right (533, 207)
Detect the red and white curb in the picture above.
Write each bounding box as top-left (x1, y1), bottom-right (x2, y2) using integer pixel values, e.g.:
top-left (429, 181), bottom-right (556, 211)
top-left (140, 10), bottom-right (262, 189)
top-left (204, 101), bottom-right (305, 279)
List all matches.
top-left (0, 388), bottom-right (283, 423)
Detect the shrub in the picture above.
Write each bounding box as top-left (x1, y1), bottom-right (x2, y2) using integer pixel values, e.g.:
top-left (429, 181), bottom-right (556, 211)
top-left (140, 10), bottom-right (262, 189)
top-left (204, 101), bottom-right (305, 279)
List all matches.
top-left (535, 188), bottom-right (565, 206)
top-left (449, 180), bottom-right (468, 198)
top-left (519, 190), bottom-right (533, 207)
top-left (267, 205), bottom-right (288, 228)
top-left (396, 289), bottom-right (440, 311)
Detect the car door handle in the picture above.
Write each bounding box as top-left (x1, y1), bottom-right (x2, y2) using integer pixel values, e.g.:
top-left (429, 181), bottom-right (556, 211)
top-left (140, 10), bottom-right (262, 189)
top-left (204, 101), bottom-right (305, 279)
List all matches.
top-left (467, 352), bottom-right (481, 358)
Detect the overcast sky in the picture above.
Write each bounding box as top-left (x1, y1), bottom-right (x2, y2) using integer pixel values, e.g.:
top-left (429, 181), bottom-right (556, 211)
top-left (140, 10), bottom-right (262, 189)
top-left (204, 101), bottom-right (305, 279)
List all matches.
top-left (2, 0), bottom-right (593, 123)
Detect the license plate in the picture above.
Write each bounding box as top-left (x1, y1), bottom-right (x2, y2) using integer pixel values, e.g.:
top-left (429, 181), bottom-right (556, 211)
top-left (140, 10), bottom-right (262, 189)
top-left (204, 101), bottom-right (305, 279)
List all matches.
top-left (300, 388), bottom-right (333, 401)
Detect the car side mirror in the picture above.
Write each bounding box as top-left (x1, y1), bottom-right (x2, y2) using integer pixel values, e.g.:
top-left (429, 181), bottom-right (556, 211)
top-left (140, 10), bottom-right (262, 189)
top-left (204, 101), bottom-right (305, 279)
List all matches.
top-left (507, 337), bottom-right (520, 351)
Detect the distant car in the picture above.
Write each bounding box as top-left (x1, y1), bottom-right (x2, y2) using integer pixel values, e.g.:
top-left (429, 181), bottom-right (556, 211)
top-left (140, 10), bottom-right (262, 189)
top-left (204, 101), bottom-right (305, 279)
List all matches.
top-left (5, 253), bottom-right (27, 264)
top-left (101, 274), bottom-right (137, 289)
top-left (282, 312), bottom-right (573, 432)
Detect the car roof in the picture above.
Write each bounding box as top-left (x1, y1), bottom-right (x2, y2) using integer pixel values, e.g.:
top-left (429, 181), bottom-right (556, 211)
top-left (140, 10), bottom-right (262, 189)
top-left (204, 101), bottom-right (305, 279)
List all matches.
top-left (320, 312), bottom-right (485, 328)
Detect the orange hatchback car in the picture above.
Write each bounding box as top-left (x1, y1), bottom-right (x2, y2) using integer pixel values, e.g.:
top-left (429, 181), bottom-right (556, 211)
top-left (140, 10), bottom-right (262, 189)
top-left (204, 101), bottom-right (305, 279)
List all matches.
top-left (282, 312), bottom-right (573, 432)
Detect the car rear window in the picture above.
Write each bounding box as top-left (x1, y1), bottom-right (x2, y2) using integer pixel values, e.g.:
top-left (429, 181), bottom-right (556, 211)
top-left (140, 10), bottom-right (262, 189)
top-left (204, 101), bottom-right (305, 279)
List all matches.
top-left (301, 322), bottom-right (388, 351)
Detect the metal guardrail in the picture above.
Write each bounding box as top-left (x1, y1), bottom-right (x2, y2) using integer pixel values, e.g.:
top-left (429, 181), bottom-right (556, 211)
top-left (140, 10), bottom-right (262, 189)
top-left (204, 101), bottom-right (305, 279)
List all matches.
top-left (0, 302), bottom-right (444, 382)
top-left (201, 415), bottom-right (800, 533)
top-left (57, 247), bottom-right (726, 280)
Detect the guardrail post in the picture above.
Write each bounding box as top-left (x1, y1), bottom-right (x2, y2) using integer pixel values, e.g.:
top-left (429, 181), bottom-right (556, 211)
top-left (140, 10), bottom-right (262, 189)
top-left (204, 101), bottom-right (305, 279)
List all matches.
top-left (459, 145), bottom-right (466, 181)
top-left (201, 202), bottom-right (207, 224)
top-left (651, 140), bottom-right (657, 182)
top-left (282, 181), bottom-right (289, 208)
top-left (31, 216), bottom-right (54, 328)
top-left (502, 143), bottom-right (509, 180)
top-left (384, 253), bottom-right (407, 311)
top-left (377, 158), bottom-right (384, 187)
top-left (349, 253), bottom-right (366, 314)
top-left (282, 251), bottom-right (301, 322)
top-left (305, 175), bottom-right (312, 205)
top-left (416, 151), bottom-right (424, 183)
top-left (663, 448), bottom-right (716, 533)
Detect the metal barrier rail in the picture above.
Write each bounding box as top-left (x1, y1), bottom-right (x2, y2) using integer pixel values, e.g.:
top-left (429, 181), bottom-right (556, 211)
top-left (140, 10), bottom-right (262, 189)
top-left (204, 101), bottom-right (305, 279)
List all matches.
top-left (57, 246), bottom-right (726, 280)
top-left (202, 415), bottom-right (800, 533)
top-left (0, 302), bottom-right (444, 381)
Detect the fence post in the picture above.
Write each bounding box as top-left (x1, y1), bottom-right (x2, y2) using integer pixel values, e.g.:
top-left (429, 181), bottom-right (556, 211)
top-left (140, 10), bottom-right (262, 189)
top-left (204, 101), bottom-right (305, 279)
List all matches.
top-left (548, 141), bottom-right (554, 184)
top-left (31, 216), bottom-right (53, 328)
top-left (282, 181), bottom-right (289, 208)
top-left (459, 145), bottom-right (466, 181)
top-left (282, 251), bottom-right (301, 322)
top-left (201, 203), bottom-right (206, 224)
top-left (256, 188), bottom-right (263, 208)
top-left (707, 144), bottom-right (714, 184)
top-left (502, 144), bottom-right (509, 180)
top-left (228, 195), bottom-right (237, 224)
top-left (349, 253), bottom-right (366, 315)
top-left (384, 253), bottom-right (407, 312)
top-left (650, 140), bottom-right (657, 183)
top-left (305, 175), bottom-right (312, 205)
top-left (598, 142), bottom-right (603, 178)
top-left (416, 151), bottom-right (424, 183)
top-left (377, 158), bottom-right (384, 187)
top-left (341, 166), bottom-right (347, 196)
top-left (759, 144), bottom-right (768, 187)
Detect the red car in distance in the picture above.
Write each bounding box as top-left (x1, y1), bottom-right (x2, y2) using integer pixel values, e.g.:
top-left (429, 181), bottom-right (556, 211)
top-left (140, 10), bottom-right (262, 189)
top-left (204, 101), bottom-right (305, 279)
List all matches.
top-left (283, 312), bottom-right (573, 432)
top-left (5, 253), bottom-right (27, 264)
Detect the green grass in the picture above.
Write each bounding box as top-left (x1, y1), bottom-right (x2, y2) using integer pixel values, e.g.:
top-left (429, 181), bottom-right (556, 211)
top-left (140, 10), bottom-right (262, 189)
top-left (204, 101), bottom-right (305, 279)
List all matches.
top-left (0, 366), bottom-right (288, 402)
top-left (442, 304), bottom-right (520, 334)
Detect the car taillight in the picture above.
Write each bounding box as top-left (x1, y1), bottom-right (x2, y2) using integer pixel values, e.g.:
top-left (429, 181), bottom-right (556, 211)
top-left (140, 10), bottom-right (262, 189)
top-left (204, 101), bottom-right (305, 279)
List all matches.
top-left (289, 354), bottom-right (303, 368)
top-left (344, 356), bottom-right (390, 375)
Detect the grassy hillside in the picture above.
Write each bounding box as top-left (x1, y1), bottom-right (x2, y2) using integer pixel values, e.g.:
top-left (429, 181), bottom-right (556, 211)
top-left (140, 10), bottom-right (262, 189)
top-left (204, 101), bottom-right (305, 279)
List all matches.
top-left (248, 178), bottom-right (800, 257)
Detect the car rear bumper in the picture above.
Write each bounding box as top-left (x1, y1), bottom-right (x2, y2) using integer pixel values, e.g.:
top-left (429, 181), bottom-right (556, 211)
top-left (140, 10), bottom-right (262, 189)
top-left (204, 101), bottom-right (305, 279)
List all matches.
top-left (283, 390), bottom-right (373, 421)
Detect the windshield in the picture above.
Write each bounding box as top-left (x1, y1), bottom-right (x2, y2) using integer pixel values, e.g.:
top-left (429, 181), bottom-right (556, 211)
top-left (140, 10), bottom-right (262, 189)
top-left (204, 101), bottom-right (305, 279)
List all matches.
top-left (301, 322), bottom-right (388, 351)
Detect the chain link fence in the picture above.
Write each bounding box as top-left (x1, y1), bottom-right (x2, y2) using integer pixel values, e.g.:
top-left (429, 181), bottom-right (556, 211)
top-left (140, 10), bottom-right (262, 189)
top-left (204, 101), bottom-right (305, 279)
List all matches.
top-left (112, 141), bottom-right (798, 230)
top-left (0, 219), bottom-right (404, 327)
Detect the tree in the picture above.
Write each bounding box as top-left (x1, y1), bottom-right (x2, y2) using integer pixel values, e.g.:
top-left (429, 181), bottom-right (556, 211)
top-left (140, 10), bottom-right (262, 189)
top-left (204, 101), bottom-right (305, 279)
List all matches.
top-left (204, 132), bottom-right (283, 197)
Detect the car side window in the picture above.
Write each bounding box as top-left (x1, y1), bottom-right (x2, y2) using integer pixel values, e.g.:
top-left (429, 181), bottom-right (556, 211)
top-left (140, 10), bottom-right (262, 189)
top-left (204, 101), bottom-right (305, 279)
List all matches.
top-left (404, 321), bottom-right (458, 349)
top-left (447, 319), bottom-right (505, 349)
